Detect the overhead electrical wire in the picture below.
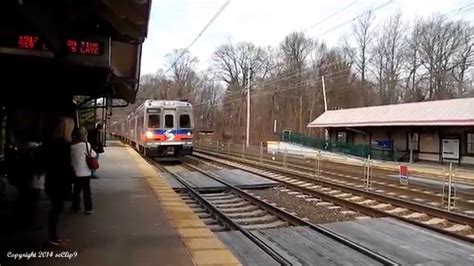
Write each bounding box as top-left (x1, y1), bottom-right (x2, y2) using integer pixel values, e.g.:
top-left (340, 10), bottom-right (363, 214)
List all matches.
top-left (143, 0), bottom-right (473, 108)
top-left (163, 0), bottom-right (231, 77)
top-left (304, 1), bottom-right (359, 32)
top-left (221, 0), bottom-right (474, 100)
top-left (179, 0), bottom-right (385, 101)
top-left (135, 0), bottom-right (231, 104)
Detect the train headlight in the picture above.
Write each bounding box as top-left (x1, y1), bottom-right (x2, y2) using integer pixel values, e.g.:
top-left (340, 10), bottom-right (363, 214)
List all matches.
top-left (187, 132), bottom-right (191, 136)
top-left (145, 131), bottom-right (154, 139)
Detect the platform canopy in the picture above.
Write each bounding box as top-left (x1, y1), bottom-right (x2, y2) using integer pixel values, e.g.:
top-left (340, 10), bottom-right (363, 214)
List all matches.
top-left (308, 97), bottom-right (474, 128)
top-left (0, 0), bottom-right (153, 104)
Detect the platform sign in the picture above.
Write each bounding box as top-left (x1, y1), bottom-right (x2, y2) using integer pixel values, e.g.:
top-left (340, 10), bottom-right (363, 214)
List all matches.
top-left (442, 139), bottom-right (460, 160)
top-left (399, 165), bottom-right (409, 185)
top-left (0, 32), bottom-right (110, 68)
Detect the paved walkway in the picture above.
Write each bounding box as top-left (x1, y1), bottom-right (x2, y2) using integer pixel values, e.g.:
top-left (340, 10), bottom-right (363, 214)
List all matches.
top-left (1, 143), bottom-right (194, 266)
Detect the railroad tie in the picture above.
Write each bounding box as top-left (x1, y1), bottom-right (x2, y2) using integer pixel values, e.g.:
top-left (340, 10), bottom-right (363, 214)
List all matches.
top-left (422, 218), bottom-right (447, 225)
top-left (371, 203), bottom-right (392, 210)
top-left (444, 224), bottom-right (471, 232)
top-left (386, 207), bottom-right (408, 214)
top-left (402, 212), bottom-right (427, 219)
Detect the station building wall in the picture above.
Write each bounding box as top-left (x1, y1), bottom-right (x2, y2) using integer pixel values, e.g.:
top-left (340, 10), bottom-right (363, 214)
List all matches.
top-left (329, 126), bottom-right (474, 165)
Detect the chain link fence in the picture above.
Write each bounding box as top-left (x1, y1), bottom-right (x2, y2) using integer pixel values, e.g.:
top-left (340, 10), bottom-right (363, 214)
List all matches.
top-left (279, 131), bottom-right (408, 162)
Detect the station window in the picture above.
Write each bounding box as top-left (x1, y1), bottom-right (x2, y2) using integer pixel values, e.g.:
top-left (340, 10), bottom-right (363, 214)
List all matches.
top-left (165, 114), bottom-right (174, 128)
top-left (337, 131), bottom-right (347, 143)
top-left (148, 115), bottom-right (160, 128)
top-left (179, 114), bottom-right (191, 128)
top-left (468, 133), bottom-right (474, 154)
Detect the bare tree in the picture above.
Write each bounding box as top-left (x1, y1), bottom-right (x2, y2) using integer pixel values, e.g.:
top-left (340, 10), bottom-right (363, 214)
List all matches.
top-left (193, 73), bottom-right (221, 131)
top-left (418, 15), bottom-right (466, 99)
top-left (346, 11), bottom-right (375, 86)
top-left (212, 42), bottom-right (269, 89)
top-left (280, 31), bottom-right (314, 71)
top-left (165, 49), bottom-right (200, 99)
top-left (403, 19), bottom-right (425, 102)
top-left (120, 10), bottom-right (474, 146)
top-left (323, 48), bottom-right (365, 110)
top-left (278, 32), bottom-right (315, 132)
top-left (371, 12), bottom-right (405, 104)
top-left (452, 23), bottom-right (474, 94)
top-left (212, 42), bottom-right (270, 141)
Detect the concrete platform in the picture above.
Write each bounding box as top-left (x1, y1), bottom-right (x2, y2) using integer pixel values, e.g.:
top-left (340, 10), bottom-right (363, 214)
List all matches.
top-left (323, 217), bottom-right (474, 265)
top-left (0, 141), bottom-right (240, 265)
top-left (162, 169), bottom-right (277, 191)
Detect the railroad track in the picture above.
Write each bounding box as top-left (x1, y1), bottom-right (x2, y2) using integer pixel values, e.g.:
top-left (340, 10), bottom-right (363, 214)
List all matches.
top-left (199, 143), bottom-right (474, 186)
top-left (197, 145), bottom-right (474, 216)
top-left (153, 160), bottom-right (398, 265)
top-left (191, 150), bottom-right (474, 243)
top-left (170, 167), bottom-right (291, 231)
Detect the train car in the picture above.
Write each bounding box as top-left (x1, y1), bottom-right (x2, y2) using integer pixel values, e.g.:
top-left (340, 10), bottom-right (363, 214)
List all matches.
top-left (123, 100), bottom-right (194, 157)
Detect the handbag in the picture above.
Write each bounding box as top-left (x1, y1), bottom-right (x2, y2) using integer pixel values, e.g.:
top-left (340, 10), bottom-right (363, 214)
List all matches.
top-left (85, 142), bottom-right (99, 170)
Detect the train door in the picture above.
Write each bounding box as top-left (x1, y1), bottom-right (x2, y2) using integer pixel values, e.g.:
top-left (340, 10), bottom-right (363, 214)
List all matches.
top-left (163, 110), bottom-right (175, 142)
top-left (162, 110), bottom-right (176, 155)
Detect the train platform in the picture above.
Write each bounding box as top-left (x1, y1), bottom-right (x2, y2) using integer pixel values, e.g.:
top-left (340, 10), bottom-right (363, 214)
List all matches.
top-left (0, 141), bottom-right (240, 266)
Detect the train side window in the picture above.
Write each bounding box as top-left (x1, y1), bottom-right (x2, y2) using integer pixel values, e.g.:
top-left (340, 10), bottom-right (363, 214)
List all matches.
top-left (148, 115), bottom-right (160, 128)
top-left (165, 114), bottom-right (174, 128)
top-left (180, 114), bottom-right (191, 128)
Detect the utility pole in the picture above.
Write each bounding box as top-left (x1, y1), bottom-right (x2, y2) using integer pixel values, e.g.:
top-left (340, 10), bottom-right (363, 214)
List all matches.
top-left (246, 64), bottom-right (251, 147)
top-left (322, 75), bottom-right (328, 112)
top-left (321, 76), bottom-right (329, 141)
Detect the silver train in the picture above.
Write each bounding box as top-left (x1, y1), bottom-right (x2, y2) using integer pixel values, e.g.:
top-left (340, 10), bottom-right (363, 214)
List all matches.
top-left (112, 100), bottom-right (194, 157)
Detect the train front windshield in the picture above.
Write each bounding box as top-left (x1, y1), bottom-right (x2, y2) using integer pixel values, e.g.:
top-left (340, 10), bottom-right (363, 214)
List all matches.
top-left (179, 114), bottom-right (191, 128)
top-left (148, 114), bottom-right (160, 128)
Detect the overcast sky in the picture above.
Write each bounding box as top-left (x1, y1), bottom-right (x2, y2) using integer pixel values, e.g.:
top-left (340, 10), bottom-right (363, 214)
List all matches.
top-left (140, 0), bottom-right (474, 75)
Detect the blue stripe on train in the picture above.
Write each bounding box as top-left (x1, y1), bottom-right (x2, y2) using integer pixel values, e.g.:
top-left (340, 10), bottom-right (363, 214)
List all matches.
top-left (150, 129), bottom-right (192, 134)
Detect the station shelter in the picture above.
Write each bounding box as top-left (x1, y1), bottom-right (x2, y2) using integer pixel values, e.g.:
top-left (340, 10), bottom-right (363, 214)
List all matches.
top-left (308, 97), bottom-right (474, 166)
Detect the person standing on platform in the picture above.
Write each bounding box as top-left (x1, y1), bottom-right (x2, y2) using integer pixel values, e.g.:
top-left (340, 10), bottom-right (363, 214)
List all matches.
top-left (43, 117), bottom-right (75, 246)
top-left (5, 132), bottom-right (42, 230)
top-left (88, 123), bottom-right (104, 179)
top-left (70, 127), bottom-right (95, 214)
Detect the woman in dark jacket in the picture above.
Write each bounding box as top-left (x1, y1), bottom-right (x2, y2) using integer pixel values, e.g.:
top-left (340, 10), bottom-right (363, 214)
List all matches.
top-left (43, 117), bottom-right (75, 246)
top-left (88, 123), bottom-right (104, 178)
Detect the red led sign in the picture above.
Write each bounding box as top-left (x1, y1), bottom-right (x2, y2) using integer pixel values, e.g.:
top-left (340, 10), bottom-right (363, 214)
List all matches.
top-left (66, 39), bottom-right (102, 55)
top-left (18, 35), bottom-right (42, 49)
top-left (13, 35), bottom-right (104, 56)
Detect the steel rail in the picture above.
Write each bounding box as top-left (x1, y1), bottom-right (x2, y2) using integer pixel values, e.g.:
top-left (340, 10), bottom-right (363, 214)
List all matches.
top-left (153, 162), bottom-right (293, 266)
top-left (192, 150), bottom-right (474, 244)
top-left (184, 162), bottom-right (400, 266)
